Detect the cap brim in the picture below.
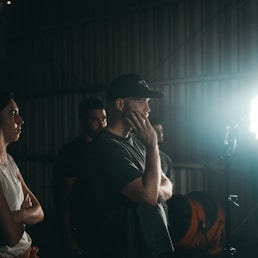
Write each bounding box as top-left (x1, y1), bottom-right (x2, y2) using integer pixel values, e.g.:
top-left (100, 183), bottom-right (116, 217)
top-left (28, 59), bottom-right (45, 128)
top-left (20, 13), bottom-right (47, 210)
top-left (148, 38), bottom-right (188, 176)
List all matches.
top-left (136, 89), bottom-right (164, 99)
top-left (147, 90), bottom-right (164, 99)
top-left (106, 88), bottom-right (164, 101)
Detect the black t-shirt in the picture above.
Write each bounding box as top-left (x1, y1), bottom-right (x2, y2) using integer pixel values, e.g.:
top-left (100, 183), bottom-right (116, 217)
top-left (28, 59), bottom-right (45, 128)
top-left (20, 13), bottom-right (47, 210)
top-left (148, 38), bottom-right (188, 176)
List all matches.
top-left (53, 137), bottom-right (92, 222)
top-left (76, 130), bottom-right (174, 258)
top-left (54, 137), bottom-right (91, 178)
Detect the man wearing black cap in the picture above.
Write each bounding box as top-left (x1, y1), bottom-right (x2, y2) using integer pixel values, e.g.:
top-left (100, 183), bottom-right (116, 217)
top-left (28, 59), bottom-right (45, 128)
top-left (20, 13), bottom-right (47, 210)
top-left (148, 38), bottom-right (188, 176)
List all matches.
top-left (76, 73), bottom-right (174, 258)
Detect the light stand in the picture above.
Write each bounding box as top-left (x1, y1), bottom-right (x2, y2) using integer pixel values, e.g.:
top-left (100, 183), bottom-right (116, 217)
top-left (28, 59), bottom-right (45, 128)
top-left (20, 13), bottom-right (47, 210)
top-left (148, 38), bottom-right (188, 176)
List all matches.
top-left (223, 123), bottom-right (239, 257)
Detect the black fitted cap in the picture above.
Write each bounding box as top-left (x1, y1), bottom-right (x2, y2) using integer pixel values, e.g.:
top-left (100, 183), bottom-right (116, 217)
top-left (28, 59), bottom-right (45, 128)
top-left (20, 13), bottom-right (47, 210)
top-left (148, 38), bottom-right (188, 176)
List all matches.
top-left (106, 73), bottom-right (164, 101)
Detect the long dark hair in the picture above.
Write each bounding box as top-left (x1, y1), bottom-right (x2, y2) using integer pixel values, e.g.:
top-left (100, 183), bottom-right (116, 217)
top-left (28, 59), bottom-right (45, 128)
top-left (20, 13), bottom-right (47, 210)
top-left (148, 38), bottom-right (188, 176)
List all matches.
top-left (0, 91), bottom-right (14, 112)
top-left (0, 91), bottom-right (15, 164)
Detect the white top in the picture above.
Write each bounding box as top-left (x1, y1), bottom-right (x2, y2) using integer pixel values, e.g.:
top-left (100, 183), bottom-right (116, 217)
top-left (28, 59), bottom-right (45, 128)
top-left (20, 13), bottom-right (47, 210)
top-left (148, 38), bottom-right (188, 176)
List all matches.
top-left (0, 154), bottom-right (31, 257)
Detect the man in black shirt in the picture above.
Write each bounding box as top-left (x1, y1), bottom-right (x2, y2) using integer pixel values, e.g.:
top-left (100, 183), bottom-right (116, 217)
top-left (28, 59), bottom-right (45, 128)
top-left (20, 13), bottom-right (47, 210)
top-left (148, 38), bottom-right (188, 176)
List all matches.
top-left (53, 97), bottom-right (107, 258)
top-left (76, 74), bottom-right (174, 258)
top-left (150, 118), bottom-right (174, 182)
top-left (150, 118), bottom-right (174, 223)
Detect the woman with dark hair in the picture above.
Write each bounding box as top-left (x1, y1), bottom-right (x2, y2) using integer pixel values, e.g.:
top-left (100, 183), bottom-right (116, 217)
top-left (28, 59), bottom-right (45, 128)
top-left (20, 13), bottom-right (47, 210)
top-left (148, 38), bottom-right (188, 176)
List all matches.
top-left (0, 92), bottom-right (44, 258)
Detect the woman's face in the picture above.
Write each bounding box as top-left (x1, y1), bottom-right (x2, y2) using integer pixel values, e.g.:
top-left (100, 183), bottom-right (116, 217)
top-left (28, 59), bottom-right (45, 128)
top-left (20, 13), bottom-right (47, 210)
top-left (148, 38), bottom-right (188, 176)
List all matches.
top-left (0, 99), bottom-right (24, 145)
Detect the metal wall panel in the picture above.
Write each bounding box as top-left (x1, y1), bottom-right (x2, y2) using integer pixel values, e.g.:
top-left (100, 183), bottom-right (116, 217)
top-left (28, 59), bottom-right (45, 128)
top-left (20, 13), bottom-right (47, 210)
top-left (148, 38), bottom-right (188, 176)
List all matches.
top-left (2, 2), bottom-right (258, 239)
top-left (3, 1), bottom-right (258, 91)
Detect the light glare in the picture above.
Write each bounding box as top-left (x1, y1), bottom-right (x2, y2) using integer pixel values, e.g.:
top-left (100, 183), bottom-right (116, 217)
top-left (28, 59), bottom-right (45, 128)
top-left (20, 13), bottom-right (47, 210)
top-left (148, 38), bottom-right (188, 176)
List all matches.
top-left (249, 96), bottom-right (258, 139)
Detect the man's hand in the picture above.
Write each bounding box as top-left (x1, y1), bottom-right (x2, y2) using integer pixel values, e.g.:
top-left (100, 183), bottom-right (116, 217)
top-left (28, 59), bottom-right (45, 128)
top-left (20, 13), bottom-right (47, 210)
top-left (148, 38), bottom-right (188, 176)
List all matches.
top-left (126, 111), bottom-right (158, 147)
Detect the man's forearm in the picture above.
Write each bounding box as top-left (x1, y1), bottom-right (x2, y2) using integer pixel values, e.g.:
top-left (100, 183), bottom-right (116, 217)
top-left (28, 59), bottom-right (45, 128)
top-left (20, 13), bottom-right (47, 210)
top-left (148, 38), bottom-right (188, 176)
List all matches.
top-left (142, 145), bottom-right (162, 204)
top-left (159, 173), bottom-right (173, 202)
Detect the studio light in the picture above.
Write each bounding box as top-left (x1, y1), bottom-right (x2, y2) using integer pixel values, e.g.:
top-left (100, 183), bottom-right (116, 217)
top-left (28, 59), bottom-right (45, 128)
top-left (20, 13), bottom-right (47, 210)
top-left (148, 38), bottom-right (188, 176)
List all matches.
top-left (0, 0), bottom-right (12, 6)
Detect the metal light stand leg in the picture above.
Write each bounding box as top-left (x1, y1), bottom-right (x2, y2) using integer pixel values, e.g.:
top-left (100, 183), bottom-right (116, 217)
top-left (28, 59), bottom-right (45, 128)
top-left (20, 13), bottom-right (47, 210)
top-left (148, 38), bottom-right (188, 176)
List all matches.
top-left (224, 155), bottom-right (238, 257)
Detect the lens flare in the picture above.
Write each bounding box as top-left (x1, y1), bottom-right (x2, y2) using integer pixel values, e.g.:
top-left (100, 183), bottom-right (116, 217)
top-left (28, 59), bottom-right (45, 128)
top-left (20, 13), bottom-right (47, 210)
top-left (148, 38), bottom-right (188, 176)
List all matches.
top-left (249, 96), bottom-right (258, 139)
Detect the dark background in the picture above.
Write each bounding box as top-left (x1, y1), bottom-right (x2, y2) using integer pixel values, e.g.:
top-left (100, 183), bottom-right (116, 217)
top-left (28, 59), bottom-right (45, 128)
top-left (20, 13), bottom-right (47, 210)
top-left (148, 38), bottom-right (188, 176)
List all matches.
top-left (1, 0), bottom-right (258, 257)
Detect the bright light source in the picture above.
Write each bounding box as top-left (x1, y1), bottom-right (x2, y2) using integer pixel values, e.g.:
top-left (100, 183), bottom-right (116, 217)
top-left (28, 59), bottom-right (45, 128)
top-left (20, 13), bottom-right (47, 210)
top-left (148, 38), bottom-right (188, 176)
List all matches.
top-left (249, 96), bottom-right (258, 139)
top-left (6, 1), bottom-right (11, 5)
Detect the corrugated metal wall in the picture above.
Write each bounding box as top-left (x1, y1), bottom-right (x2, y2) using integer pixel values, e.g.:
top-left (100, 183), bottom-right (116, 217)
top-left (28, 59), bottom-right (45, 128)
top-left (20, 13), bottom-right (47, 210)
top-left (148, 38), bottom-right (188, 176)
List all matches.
top-left (2, 0), bottom-right (258, 237)
top-left (4, 0), bottom-right (258, 90)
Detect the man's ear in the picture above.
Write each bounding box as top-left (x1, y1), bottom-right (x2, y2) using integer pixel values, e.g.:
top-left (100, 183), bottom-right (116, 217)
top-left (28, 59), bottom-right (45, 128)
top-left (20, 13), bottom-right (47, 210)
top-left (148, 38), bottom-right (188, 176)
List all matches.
top-left (115, 98), bottom-right (124, 111)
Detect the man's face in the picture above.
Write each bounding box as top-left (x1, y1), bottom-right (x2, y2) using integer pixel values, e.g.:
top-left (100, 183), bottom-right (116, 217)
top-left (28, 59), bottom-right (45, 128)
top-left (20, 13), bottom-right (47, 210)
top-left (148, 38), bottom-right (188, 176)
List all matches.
top-left (122, 98), bottom-right (151, 119)
top-left (81, 109), bottom-right (107, 137)
top-left (153, 124), bottom-right (164, 144)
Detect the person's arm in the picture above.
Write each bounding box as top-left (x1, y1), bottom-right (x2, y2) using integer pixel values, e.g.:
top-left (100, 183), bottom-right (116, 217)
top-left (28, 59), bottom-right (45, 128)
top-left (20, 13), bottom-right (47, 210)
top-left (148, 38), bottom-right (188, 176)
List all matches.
top-left (159, 172), bottom-right (173, 202)
top-left (0, 183), bottom-right (25, 247)
top-left (166, 156), bottom-right (174, 183)
top-left (58, 177), bottom-right (82, 256)
top-left (121, 112), bottom-right (162, 205)
top-left (12, 173), bottom-right (44, 225)
top-left (54, 145), bottom-right (83, 257)
top-left (59, 177), bottom-right (75, 236)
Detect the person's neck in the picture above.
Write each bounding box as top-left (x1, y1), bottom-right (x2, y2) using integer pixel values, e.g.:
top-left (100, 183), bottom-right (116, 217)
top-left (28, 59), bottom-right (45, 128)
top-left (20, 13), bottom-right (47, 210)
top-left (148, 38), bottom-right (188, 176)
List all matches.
top-left (107, 121), bottom-right (131, 138)
top-left (79, 133), bottom-right (93, 142)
